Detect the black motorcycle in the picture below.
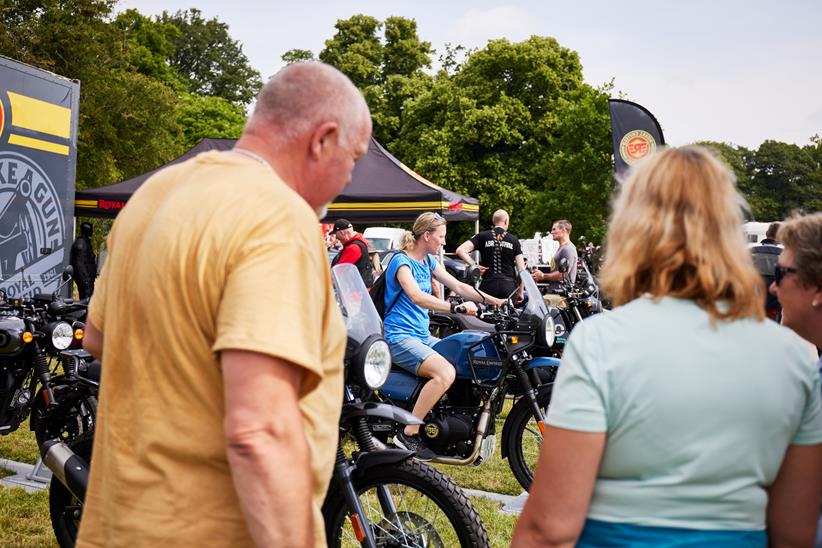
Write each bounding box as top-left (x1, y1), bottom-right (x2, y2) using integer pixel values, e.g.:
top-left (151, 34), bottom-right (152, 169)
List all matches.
top-left (0, 267), bottom-right (96, 448)
top-left (44, 264), bottom-right (489, 548)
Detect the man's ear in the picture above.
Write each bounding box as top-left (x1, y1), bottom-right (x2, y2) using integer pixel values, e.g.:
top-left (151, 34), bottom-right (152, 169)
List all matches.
top-left (309, 122), bottom-right (339, 160)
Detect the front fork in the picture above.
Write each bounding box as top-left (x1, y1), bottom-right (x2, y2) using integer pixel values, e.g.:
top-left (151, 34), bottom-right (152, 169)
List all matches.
top-left (32, 343), bottom-right (56, 407)
top-left (512, 358), bottom-right (546, 434)
top-left (333, 444), bottom-right (378, 548)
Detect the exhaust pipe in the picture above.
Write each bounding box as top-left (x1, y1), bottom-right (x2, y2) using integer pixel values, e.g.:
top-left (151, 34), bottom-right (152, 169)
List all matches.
top-left (41, 439), bottom-right (89, 500)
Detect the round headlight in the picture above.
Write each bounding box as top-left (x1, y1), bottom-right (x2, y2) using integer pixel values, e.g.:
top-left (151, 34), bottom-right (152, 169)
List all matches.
top-left (540, 315), bottom-right (556, 348)
top-left (363, 340), bottom-right (391, 389)
top-left (50, 322), bottom-right (74, 350)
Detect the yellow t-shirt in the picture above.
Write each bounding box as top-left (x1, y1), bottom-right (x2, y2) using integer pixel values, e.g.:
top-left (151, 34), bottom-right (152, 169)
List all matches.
top-left (77, 151), bottom-right (346, 547)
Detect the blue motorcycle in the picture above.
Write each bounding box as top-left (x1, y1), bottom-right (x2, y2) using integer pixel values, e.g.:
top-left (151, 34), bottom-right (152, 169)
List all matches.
top-left (369, 271), bottom-right (561, 492)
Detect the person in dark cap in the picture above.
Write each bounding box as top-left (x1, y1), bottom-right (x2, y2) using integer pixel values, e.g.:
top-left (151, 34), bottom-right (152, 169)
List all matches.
top-left (330, 218), bottom-right (375, 287)
top-left (70, 222), bottom-right (97, 299)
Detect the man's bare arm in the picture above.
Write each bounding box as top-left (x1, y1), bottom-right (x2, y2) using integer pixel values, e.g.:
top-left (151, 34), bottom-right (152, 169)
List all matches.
top-left (454, 240), bottom-right (475, 265)
top-left (222, 350), bottom-right (313, 547)
top-left (83, 319), bottom-right (103, 358)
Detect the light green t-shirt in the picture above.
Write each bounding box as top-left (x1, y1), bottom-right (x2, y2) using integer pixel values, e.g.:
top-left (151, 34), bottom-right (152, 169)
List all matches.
top-left (547, 295), bottom-right (822, 531)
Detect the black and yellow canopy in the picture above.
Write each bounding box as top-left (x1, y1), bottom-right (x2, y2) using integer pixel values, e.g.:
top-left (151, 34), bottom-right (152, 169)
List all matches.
top-left (75, 138), bottom-right (479, 223)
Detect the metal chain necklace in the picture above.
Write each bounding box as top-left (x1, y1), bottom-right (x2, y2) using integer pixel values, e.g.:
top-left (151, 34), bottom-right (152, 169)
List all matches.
top-left (231, 147), bottom-right (271, 170)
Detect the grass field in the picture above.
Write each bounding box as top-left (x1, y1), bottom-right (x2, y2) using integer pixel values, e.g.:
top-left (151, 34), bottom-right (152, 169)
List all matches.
top-left (1, 419), bottom-right (526, 547)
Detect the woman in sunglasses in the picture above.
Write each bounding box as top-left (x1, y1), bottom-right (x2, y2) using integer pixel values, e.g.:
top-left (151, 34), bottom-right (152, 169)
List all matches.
top-left (513, 146), bottom-right (822, 547)
top-left (383, 211), bottom-right (504, 459)
top-left (770, 212), bottom-right (822, 373)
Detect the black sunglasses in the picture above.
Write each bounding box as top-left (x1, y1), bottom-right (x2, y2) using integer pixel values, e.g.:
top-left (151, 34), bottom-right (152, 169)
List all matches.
top-left (773, 265), bottom-right (799, 286)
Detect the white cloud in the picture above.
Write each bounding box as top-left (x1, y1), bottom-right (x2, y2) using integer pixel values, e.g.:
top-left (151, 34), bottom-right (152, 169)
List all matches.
top-left (447, 6), bottom-right (539, 49)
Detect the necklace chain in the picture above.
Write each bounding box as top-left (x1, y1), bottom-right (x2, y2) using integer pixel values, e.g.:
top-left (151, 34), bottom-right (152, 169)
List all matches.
top-left (231, 147), bottom-right (270, 169)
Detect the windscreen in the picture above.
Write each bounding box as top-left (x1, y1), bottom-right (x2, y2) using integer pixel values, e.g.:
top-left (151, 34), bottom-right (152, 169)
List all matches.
top-left (332, 263), bottom-right (383, 343)
top-left (520, 270), bottom-right (547, 319)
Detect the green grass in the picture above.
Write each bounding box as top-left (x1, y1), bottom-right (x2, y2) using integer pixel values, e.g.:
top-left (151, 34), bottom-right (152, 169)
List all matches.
top-left (0, 486), bottom-right (56, 547)
top-left (0, 427), bottom-right (41, 464)
top-left (0, 399), bottom-right (528, 547)
top-left (470, 496), bottom-right (518, 548)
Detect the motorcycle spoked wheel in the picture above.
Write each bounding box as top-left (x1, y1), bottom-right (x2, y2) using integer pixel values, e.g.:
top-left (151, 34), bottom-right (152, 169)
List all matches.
top-left (323, 459), bottom-right (489, 548)
top-left (32, 386), bottom-right (97, 449)
top-left (502, 384), bottom-right (554, 492)
top-left (49, 431), bottom-right (93, 548)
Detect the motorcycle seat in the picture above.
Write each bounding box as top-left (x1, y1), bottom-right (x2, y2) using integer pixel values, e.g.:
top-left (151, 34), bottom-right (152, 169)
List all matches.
top-left (434, 311), bottom-right (496, 333)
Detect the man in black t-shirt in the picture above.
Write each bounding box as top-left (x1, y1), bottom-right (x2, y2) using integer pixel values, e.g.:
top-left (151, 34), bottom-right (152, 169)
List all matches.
top-left (456, 209), bottom-right (525, 300)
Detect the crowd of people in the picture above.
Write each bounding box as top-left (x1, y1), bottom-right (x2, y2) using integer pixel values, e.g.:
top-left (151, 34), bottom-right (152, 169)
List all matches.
top-left (73, 60), bottom-right (820, 547)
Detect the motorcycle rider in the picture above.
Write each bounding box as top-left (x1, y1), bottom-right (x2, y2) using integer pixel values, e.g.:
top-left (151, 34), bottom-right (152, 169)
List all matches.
top-left (455, 209), bottom-right (525, 301)
top-left (80, 62), bottom-right (372, 547)
top-left (532, 219), bottom-right (578, 285)
top-left (330, 218), bottom-right (375, 287)
top-left (384, 212), bottom-right (504, 459)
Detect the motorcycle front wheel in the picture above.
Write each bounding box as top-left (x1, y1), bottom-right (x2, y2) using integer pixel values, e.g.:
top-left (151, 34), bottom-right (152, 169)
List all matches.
top-left (32, 383), bottom-right (97, 448)
top-left (502, 384), bottom-right (553, 492)
top-left (323, 459), bottom-right (489, 548)
top-left (48, 431), bottom-right (92, 548)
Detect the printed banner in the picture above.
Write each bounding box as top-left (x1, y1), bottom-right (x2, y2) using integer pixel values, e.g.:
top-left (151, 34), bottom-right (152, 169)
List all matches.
top-left (608, 99), bottom-right (665, 179)
top-left (0, 56), bottom-right (79, 297)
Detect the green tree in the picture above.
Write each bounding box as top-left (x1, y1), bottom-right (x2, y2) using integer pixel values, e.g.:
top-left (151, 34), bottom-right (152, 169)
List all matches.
top-left (113, 9), bottom-right (184, 90)
top-left (318, 15), bottom-right (434, 146)
top-left (281, 48), bottom-right (315, 64)
top-left (177, 93), bottom-right (246, 148)
top-left (0, 0), bottom-right (183, 189)
top-left (159, 8), bottom-right (261, 105)
top-left (318, 14), bottom-right (384, 89)
top-left (395, 37), bottom-right (613, 242)
top-left (748, 140), bottom-right (818, 220)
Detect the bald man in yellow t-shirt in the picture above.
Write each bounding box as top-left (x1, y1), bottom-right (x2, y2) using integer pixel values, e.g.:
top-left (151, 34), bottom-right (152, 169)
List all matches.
top-left (78, 63), bottom-right (372, 548)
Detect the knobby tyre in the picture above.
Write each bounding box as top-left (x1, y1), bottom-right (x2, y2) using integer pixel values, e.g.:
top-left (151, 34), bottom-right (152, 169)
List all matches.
top-left (502, 384), bottom-right (553, 492)
top-left (49, 431), bottom-right (93, 548)
top-left (323, 459), bottom-right (489, 548)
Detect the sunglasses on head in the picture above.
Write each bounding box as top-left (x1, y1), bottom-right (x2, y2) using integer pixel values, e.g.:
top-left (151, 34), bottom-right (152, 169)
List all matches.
top-left (773, 265), bottom-right (798, 286)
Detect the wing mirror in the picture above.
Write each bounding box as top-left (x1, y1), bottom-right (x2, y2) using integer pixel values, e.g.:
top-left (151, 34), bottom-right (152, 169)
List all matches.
top-left (466, 264), bottom-right (482, 285)
top-left (558, 257), bottom-right (569, 274)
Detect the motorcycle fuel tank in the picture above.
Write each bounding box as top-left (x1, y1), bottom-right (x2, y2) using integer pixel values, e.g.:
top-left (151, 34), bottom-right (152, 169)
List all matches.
top-left (434, 331), bottom-right (502, 382)
top-left (0, 316), bottom-right (26, 357)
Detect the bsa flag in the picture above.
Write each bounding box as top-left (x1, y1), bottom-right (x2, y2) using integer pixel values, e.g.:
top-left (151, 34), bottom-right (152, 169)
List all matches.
top-left (608, 99), bottom-right (665, 179)
top-left (0, 56), bottom-right (79, 297)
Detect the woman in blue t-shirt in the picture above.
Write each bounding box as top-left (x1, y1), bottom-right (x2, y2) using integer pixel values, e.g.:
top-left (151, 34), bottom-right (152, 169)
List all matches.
top-left (383, 212), bottom-right (504, 459)
top-left (512, 146), bottom-right (822, 547)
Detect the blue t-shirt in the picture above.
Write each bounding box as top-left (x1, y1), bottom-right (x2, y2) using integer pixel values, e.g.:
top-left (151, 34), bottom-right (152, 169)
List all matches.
top-left (383, 253), bottom-right (436, 343)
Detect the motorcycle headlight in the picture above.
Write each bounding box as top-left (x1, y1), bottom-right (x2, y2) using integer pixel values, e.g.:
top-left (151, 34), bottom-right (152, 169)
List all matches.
top-left (538, 315), bottom-right (556, 348)
top-left (48, 321), bottom-right (74, 350)
top-left (362, 340), bottom-right (391, 390)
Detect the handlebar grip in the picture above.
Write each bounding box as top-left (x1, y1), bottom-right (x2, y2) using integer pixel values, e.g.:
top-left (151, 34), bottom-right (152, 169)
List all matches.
top-left (454, 304), bottom-right (467, 314)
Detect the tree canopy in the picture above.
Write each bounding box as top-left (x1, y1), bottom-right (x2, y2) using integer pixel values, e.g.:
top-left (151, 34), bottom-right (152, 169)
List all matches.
top-left (1, 4), bottom-right (817, 241)
top-left (0, 0), bottom-right (257, 192)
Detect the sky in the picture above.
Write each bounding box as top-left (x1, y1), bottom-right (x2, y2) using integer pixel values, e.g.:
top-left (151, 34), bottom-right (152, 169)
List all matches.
top-left (122, 0), bottom-right (822, 149)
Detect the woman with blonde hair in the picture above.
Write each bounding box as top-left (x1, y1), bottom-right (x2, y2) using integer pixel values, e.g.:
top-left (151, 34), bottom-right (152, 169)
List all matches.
top-left (512, 146), bottom-right (822, 547)
top-left (383, 212), bottom-right (504, 459)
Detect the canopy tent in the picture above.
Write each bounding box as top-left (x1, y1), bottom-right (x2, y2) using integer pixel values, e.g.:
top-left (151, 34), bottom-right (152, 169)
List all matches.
top-left (74, 138), bottom-right (479, 223)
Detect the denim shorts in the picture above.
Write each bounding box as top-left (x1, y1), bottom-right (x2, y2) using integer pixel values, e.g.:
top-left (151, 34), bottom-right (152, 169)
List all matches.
top-left (389, 335), bottom-right (441, 375)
